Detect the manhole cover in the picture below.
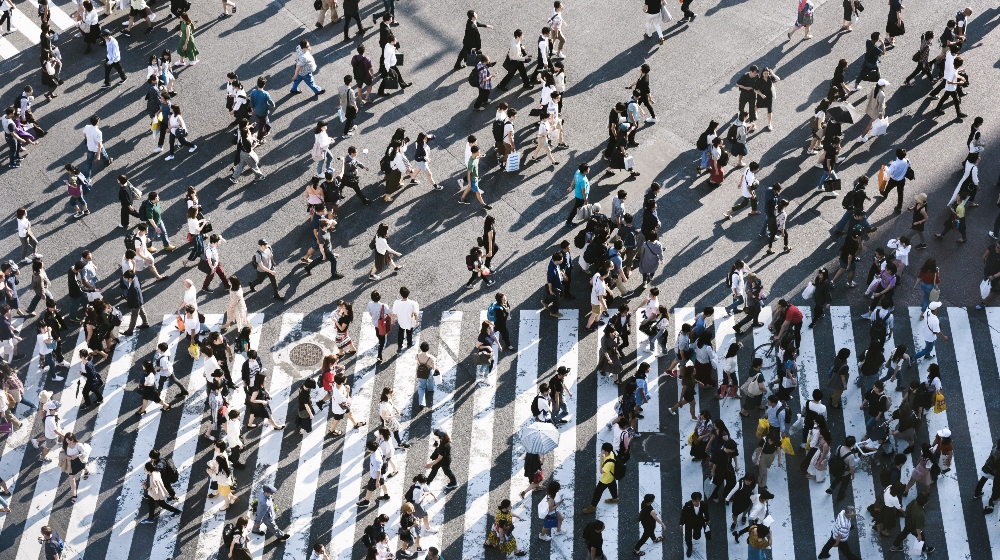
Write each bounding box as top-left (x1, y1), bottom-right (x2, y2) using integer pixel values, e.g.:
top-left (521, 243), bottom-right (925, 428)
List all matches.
top-left (289, 343), bottom-right (325, 367)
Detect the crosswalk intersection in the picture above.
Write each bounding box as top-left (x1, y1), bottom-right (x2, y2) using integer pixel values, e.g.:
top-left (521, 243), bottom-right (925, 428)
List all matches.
top-left (1, 305), bottom-right (1000, 559)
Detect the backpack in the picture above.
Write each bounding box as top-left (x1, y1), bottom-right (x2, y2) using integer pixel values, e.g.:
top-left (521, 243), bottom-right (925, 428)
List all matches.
top-left (613, 455), bottom-right (628, 480)
top-left (530, 394), bottom-right (543, 418)
top-left (361, 523), bottom-right (379, 548)
top-left (379, 150), bottom-right (392, 173)
top-left (47, 536), bottom-right (65, 554)
top-left (248, 250), bottom-right (263, 271)
top-left (618, 430), bottom-right (632, 463)
top-left (726, 124), bottom-right (739, 143)
top-left (109, 306), bottom-right (123, 327)
top-left (809, 115), bottom-right (821, 133)
top-left (138, 199), bottom-right (151, 221)
top-left (878, 457), bottom-right (894, 486)
top-left (487, 302), bottom-right (501, 323)
top-left (160, 458), bottom-right (179, 484)
top-left (696, 131), bottom-right (710, 151)
top-left (492, 119), bottom-right (506, 144)
top-left (573, 229), bottom-right (588, 249)
top-left (829, 449), bottom-right (847, 476)
top-left (717, 148), bottom-right (730, 167)
top-left (841, 189), bottom-right (856, 210)
top-left (468, 67), bottom-right (479, 88)
top-left (222, 523), bottom-right (236, 546)
top-left (870, 311), bottom-right (888, 342)
top-left (124, 231), bottom-right (138, 251)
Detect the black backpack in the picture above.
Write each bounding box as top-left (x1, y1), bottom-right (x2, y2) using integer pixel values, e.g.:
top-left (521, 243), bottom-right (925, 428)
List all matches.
top-left (492, 119), bottom-right (506, 144)
top-left (160, 458), bottom-right (180, 484)
top-left (124, 231), bottom-right (138, 251)
top-left (841, 189), bottom-right (856, 210)
top-left (222, 523), bottom-right (236, 546)
top-left (870, 311), bottom-right (888, 342)
top-left (717, 149), bottom-right (730, 167)
top-left (878, 457), bottom-right (894, 486)
top-left (829, 449), bottom-right (847, 476)
top-left (138, 199), bottom-right (151, 221)
top-left (573, 229), bottom-right (588, 249)
top-left (361, 524), bottom-right (379, 548)
top-left (612, 455), bottom-right (627, 480)
top-left (696, 131), bottom-right (709, 151)
top-left (530, 394), bottom-right (543, 418)
top-left (468, 66), bottom-right (479, 88)
top-left (726, 124), bottom-right (739, 143)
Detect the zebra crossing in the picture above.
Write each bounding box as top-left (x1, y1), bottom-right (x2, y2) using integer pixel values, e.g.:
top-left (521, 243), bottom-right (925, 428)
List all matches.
top-left (3, 305), bottom-right (1000, 559)
top-left (0, 0), bottom-right (76, 61)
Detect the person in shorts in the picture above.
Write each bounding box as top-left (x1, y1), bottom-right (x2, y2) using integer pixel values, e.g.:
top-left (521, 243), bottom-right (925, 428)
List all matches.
top-left (357, 439), bottom-right (388, 507)
top-left (31, 400), bottom-right (64, 461)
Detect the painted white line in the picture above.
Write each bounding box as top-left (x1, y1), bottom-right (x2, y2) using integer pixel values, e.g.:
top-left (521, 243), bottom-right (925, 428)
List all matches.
top-left (421, 311), bottom-right (463, 554)
top-left (549, 309), bottom-right (579, 560)
top-left (381, 314), bottom-right (422, 550)
top-left (461, 310), bottom-right (499, 560)
top-left (0, 37), bottom-right (18, 60)
top-left (0, 319), bottom-right (42, 537)
top-left (62, 327), bottom-right (142, 560)
top-left (636, 311), bottom-right (659, 434)
top-left (713, 307), bottom-right (746, 547)
top-left (23, 0), bottom-right (77, 31)
top-left (674, 307), bottom-right (707, 559)
top-left (329, 312), bottom-right (381, 560)
top-left (190, 313), bottom-right (264, 560)
top-left (595, 307), bottom-right (620, 560)
top-left (938, 308), bottom-right (989, 557)
top-left (244, 313), bottom-right (297, 558)
top-left (752, 306), bottom-right (793, 560)
top-left (797, 308), bottom-right (836, 556)
top-left (104, 315), bottom-right (183, 560)
top-left (10, 9), bottom-right (42, 44)
top-left (149, 315), bottom-right (223, 560)
top-left (507, 310), bottom-right (539, 560)
top-left (637, 462), bottom-right (663, 560)
top-left (909, 306), bottom-right (971, 560)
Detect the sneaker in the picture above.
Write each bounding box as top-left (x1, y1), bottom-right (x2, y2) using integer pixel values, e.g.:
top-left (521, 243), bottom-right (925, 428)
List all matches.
top-left (538, 534), bottom-right (552, 541)
top-left (229, 177), bottom-right (239, 184)
top-left (152, 146), bottom-right (163, 153)
top-left (341, 134), bottom-right (353, 139)
top-left (924, 546), bottom-right (935, 553)
top-left (457, 199), bottom-right (471, 205)
top-left (164, 155), bottom-right (175, 161)
top-left (645, 117), bottom-right (657, 123)
top-left (188, 145), bottom-right (198, 153)
top-left (31, 438), bottom-right (40, 449)
top-left (432, 184), bottom-right (443, 190)
top-left (483, 204), bottom-right (493, 210)
top-left (444, 483), bottom-right (458, 489)
top-left (73, 212), bottom-right (84, 219)
top-left (356, 500), bottom-right (371, 507)
top-left (100, 84), bottom-right (112, 89)
top-left (53, 376), bottom-right (65, 381)
top-left (679, 17), bottom-right (690, 23)
top-left (139, 519), bottom-right (156, 525)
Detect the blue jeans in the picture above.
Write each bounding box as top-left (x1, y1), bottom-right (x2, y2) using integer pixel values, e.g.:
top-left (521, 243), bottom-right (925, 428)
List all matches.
top-left (291, 72), bottom-right (323, 94)
top-left (913, 340), bottom-right (936, 361)
top-left (154, 219), bottom-right (172, 247)
top-left (834, 209), bottom-right (860, 232)
top-left (187, 232), bottom-right (205, 261)
top-left (747, 544), bottom-right (766, 560)
top-left (41, 352), bottom-right (56, 372)
top-left (918, 281), bottom-right (933, 312)
top-left (382, 0), bottom-right (394, 16)
top-left (417, 376), bottom-right (435, 406)
top-left (859, 373), bottom-right (877, 395)
top-left (818, 169), bottom-right (837, 190)
top-left (725, 295), bottom-right (745, 314)
top-left (70, 294), bottom-right (87, 321)
top-left (699, 148), bottom-right (710, 168)
top-left (84, 147), bottom-right (110, 180)
top-left (316, 149), bottom-right (333, 176)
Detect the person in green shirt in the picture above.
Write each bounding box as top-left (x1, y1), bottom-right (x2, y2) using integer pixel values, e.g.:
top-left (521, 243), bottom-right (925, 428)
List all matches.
top-left (890, 492), bottom-right (933, 553)
top-left (458, 145), bottom-right (491, 209)
top-left (141, 191), bottom-right (176, 250)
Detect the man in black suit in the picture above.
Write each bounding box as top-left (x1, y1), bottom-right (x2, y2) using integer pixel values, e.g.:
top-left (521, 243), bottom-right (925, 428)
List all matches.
top-left (122, 270), bottom-right (150, 336)
top-left (679, 492), bottom-right (709, 557)
top-left (378, 13), bottom-right (393, 76)
top-left (455, 10), bottom-right (492, 70)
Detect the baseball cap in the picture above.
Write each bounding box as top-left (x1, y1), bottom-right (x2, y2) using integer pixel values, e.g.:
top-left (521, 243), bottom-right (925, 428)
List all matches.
top-left (262, 484), bottom-right (277, 494)
top-left (258, 239), bottom-right (268, 246)
top-left (47, 401), bottom-right (61, 410)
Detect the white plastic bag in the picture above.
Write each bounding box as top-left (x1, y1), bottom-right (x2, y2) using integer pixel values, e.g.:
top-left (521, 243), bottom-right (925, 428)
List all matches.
top-left (624, 156), bottom-right (635, 170)
top-left (338, 108), bottom-right (345, 122)
top-left (660, 3), bottom-right (672, 23)
top-left (870, 117), bottom-right (889, 137)
top-left (506, 151), bottom-right (520, 172)
top-left (981, 279), bottom-right (992, 300)
top-left (801, 282), bottom-right (816, 300)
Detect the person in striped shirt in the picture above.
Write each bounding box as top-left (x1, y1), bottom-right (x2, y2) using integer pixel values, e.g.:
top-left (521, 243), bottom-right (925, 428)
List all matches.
top-left (817, 507), bottom-right (859, 559)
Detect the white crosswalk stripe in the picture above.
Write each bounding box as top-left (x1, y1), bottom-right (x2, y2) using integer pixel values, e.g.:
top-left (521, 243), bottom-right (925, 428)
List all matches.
top-left (8, 305), bottom-right (1000, 560)
top-left (0, 1), bottom-right (77, 60)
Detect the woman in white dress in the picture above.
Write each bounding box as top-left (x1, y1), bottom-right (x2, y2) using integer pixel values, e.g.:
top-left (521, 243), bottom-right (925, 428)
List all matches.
top-left (379, 386), bottom-right (409, 448)
top-left (806, 428), bottom-right (831, 483)
top-left (224, 276), bottom-right (250, 333)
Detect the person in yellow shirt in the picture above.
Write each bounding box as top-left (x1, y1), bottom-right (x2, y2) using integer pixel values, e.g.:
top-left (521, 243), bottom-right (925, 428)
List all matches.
top-left (582, 442), bottom-right (618, 514)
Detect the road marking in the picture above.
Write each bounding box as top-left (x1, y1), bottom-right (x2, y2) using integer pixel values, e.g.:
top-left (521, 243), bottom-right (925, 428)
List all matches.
top-left (549, 309), bottom-right (579, 560)
top-left (595, 307), bottom-right (621, 560)
top-left (62, 327), bottom-right (142, 560)
top-left (908, 306), bottom-right (971, 560)
top-left (636, 310), bottom-right (659, 434)
top-left (189, 313), bottom-right (264, 560)
top-left (638, 462), bottom-right (663, 560)
top-left (713, 307), bottom-right (744, 557)
top-left (674, 307), bottom-right (707, 559)
top-left (507, 310), bottom-right (540, 560)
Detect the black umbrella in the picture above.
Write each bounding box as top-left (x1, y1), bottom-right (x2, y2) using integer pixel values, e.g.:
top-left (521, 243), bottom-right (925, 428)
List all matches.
top-left (827, 102), bottom-right (861, 124)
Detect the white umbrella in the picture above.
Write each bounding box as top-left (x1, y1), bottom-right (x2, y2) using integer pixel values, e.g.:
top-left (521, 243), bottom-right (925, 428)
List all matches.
top-left (519, 422), bottom-right (560, 455)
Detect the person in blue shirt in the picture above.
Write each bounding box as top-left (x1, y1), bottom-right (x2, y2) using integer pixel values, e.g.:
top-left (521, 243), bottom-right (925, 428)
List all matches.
top-left (882, 148), bottom-right (912, 213)
top-left (248, 76), bottom-right (276, 141)
top-left (565, 163), bottom-right (590, 226)
top-left (542, 251), bottom-right (565, 317)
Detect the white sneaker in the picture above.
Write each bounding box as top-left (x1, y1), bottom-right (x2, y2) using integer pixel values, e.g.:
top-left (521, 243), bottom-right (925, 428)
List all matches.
top-left (74, 32), bottom-right (82, 38)
top-left (149, 12), bottom-right (156, 19)
top-left (53, 376), bottom-right (65, 381)
top-left (152, 146), bottom-right (162, 153)
top-left (164, 155), bottom-right (175, 160)
top-left (188, 145), bottom-right (198, 153)
top-left (645, 117), bottom-right (657, 123)
top-left (856, 136), bottom-right (868, 144)
top-left (31, 438), bottom-right (39, 449)
top-left (7, 27), bottom-right (16, 33)
top-left (554, 529), bottom-right (565, 536)
top-left (59, 360), bottom-right (71, 367)
top-left (538, 534), bottom-right (552, 541)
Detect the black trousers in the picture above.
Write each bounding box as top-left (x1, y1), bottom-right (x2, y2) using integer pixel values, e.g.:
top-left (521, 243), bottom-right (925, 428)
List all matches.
top-left (296, 414), bottom-right (313, 432)
top-left (248, 270), bottom-right (280, 296)
top-left (496, 321), bottom-right (511, 347)
top-left (883, 178), bottom-right (906, 210)
top-left (935, 90), bottom-right (962, 115)
top-left (638, 95), bottom-right (655, 119)
top-left (828, 472), bottom-right (850, 501)
top-left (975, 475), bottom-right (1000, 503)
top-left (497, 61), bottom-right (530, 89)
top-left (567, 197), bottom-right (585, 224)
top-left (343, 105), bottom-right (357, 135)
top-left (734, 305), bottom-right (761, 331)
top-left (342, 12), bottom-right (363, 39)
top-left (144, 495), bottom-right (181, 520)
top-left (891, 525), bottom-right (927, 550)
top-left (397, 327), bottom-right (413, 349)
top-left (104, 60), bottom-right (126, 85)
top-left (456, 44), bottom-right (474, 67)
top-left (342, 177), bottom-right (370, 203)
top-left (543, 290), bottom-right (561, 312)
top-left (818, 537), bottom-right (860, 560)
top-left (426, 462), bottom-right (456, 485)
top-left (375, 332), bottom-right (386, 359)
top-left (473, 87), bottom-right (490, 109)
top-left (634, 522), bottom-right (656, 550)
top-left (120, 205), bottom-right (133, 228)
top-left (590, 480), bottom-right (618, 507)
top-left (530, 56), bottom-right (551, 81)
top-left (304, 249), bottom-right (339, 275)
top-left (683, 524), bottom-right (702, 552)
top-left (904, 61), bottom-right (933, 84)
top-left (81, 382), bottom-right (104, 406)
top-left (230, 444), bottom-right (243, 467)
top-left (738, 95), bottom-right (757, 122)
top-left (378, 67), bottom-right (404, 94)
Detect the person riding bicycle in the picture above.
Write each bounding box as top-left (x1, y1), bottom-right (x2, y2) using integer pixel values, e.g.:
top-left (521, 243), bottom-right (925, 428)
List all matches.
top-left (770, 299), bottom-right (802, 351)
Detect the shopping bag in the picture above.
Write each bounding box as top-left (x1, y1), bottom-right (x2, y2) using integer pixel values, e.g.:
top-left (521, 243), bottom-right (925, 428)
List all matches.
top-left (981, 279), bottom-right (992, 300)
top-left (929, 286), bottom-right (941, 302)
top-left (823, 178), bottom-right (842, 192)
top-left (624, 156), bottom-right (635, 170)
top-left (338, 108), bottom-right (345, 122)
top-left (740, 375), bottom-right (762, 397)
top-left (756, 418), bottom-right (770, 438)
top-left (703, 477), bottom-right (717, 498)
top-left (395, 51), bottom-right (405, 66)
top-left (175, 315), bottom-right (185, 332)
top-left (660, 3), bottom-right (672, 22)
top-left (506, 151), bottom-right (521, 172)
top-left (688, 430), bottom-right (695, 445)
top-left (877, 165), bottom-right (888, 194)
top-left (801, 282), bottom-right (815, 300)
top-left (151, 113), bottom-right (162, 132)
top-left (910, 541), bottom-right (924, 555)
top-left (188, 342), bottom-right (201, 360)
top-left (934, 392), bottom-right (946, 414)
top-left (870, 117), bottom-right (889, 137)
top-left (576, 203), bottom-right (595, 222)
top-left (781, 436), bottom-right (796, 456)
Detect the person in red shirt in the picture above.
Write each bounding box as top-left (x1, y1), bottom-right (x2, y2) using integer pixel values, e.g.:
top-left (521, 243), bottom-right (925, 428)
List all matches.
top-left (315, 353), bottom-right (343, 410)
top-left (772, 299), bottom-right (802, 350)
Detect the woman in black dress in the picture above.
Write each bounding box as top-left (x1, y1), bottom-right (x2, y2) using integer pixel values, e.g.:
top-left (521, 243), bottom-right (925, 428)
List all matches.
top-left (754, 67), bottom-right (780, 130)
top-left (481, 215), bottom-right (498, 270)
top-left (246, 372), bottom-right (285, 430)
top-left (139, 360), bottom-right (170, 415)
top-left (885, 0), bottom-right (905, 48)
top-left (840, 0), bottom-right (856, 32)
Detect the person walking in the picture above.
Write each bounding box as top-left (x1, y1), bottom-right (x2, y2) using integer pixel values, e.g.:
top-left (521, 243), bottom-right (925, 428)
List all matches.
top-left (340, 0), bottom-right (363, 40)
top-left (369, 223), bottom-right (403, 281)
top-left (455, 10), bottom-right (491, 70)
top-left (497, 30), bottom-right (532, 90)
top-left (82, 114), bottom-right (113, 180)
top-left (913, 302), bottom-right (946, 361)
top-left (678, 0), bottom-right (695, 23)
top-left (247, 239), bottom-right (284, 300)
top-left (120, 271), bottom-right (150, 337)
top-left (246, 372), bottom-right (285, 430)
top-left (787, 0), bottom-right (814, 40)
top-left (377, 31), bottom-right (409, 96)
top-left (176, 13), bottom-right (200, 65)
top-left (679, 492), bottom-right (709, 558)
top-left (581, 443), bottom-right (618, 514)
top-left (458, 145), bottom-right (491, 209)
top-left (391, 286), bottom-right (418, 352)
top-left (58, 432), bottom-right (91, 504)
top-left (314, 0), bottom-right (337, 29)
top-left (472, 54), bottom-right (496, 112)
top-left (290, 40), bottom-right (325, 96)
top-left (424, 430), bottom-right (457, 489)
top-left (641, 0), bottom-right (665, 45)
top-left (231, 119), bottom-right (266, 184)
top-left (78, 349), bottom-right (105, 407)
top-left (890, 493), bottom-right (933, 553)
top-left (164, 105), bottom-right (197, 160)
top-left (100, 30), bottom-right (127, 89)
top-left (884, 0), bottom-right (905, 48)
top-left (817, 507), bottom-right (860, 559)
top-left (856, 79), bottom-right (888, 143)
top-left (252, 485), bottom-right (291, 540)
top-left (934, 56), bottom-right (967, 119)
top-left (201, 235), bottom-right (232, 293)
top-left (139, 461), bottom-right (181, 524)
top-left (338, 77), bottom-right (359, 138)
top-left (248, 77), bottom-right (275, 142)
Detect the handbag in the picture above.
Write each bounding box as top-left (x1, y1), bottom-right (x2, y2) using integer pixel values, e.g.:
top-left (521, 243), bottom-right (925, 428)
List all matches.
top-left (576, 203), bottom-right (595, 222)
top-left (313, 0), bottom-right (321, 9)
top-left (780, 436), bottom-right (796, 456)
top-left (823, 178), bottom-right (842, 192)
top-left (703, 477), bottom-right (717, 498)
top-left (801, 282), bottom-right (815, 300)
top-left (933, 391), bottom-right (947, 414)
top-left (395, 51), bottom-right (404, 66)
top-left (175, 315), bottom-right (185, 332)
top-left (0, 422), bottom-right (11, 434)
top-left (981, 279), bottom-right (992, 300)
top-left (465, 48), bottom-right (480, 67)
top-left (660, 2), bottom-right (672, 23)
top-left (740, 374), bottom-right (763, 397)
top-left (877, 165), bottom-right (888, 194)
top-left (854, 0), bottom-right (864, 12)
top-left (531, 469), bottom-right (544, 484)
top-left (929, 268), bottom-right (940, 302)
top-left (382, 73), bottom-right (400, 90)
top-left (624, 156), bottom-right (635, 170)
top-left (756, 418), bottom-right (770, 438)
top-left (506, 151), bottom-right (520, 172)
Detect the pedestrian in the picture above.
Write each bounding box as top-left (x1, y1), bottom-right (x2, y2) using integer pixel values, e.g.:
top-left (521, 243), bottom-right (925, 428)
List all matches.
top-left (340, 0), bottom-right (363, 40)
top-left (531, 26), bottom-right (552, 83)
top-left (934, 56), bottom-right (967, 118)
top-left (139, 461), bottom-right (181, 524)
top-left (889, 492), bottom-right (933, 553)
top-left (817, 507), bottom-right (860, 559)
top-left (118, 271), bottom-right (150, 337)
top-left (541, 251), bottom-right (565, 318)
top-left (497, 30), bottom-right (532, 91)
top-left (174, 12), bottom-right (200, 65)
top-left (164, 105), bottom-right (197, 160)
top-left (390, 286), bottom-right (419, 352)
top-left (350, 45), bottom-right (373, 102)
top-left (336, 74), bottom-right (360, 136)
top-left (246, 372), bottom-right (285, 430)
top-left (483, 499), bottom-right (527, 556)
top-left (808, 268), bottom-right (832, 327)
top-left (905, 443), bottom-right (938, 496)
top-left (411, 132), bottom-right (440, 189)
top-left (314, 0), bottom-right (337, 29)
top-left (752, 67), bottom-right (780, 130)
top-left (139, 191), bottom-right (176, 251)
top-left (413, 342), bottom-right (438, 409)
top-left (231, 118), bottom-right (266, 184)
top-left (904, 31), bottom-right (935, 86)
top-left (82, 114), bottom-right (113, 180)
top-left (78, 349), bottom-right (105, 406)
top-left (706, 137), bottom-right (725, 186)
top-left (154, 340), bottom-right (188, 397)
top-left (251, 485), bottom-right (290, 540)
top-left (678, 0), bottom-right (695, 23)
top-left (99, 30), bottom-right (127, 89)
top-left (458, 145), bottom-right (492, 209)
top-left (456, 10), bottom-right (491, 70)
top-left (121, 0), bottom-right (153, 36)
top-left (39, 527), bottom-right (63, 560)
top-left (641, 0), bottom-right (665, 45)
top-left (581, 442), bottom-right (617, 514)
top-left (368, 223), bottom-right (403, 281)
top-left (787, 0), bottom-right (813, 40)
top-left (290, 40), bottom-right (324, 96)
top-left (949, 151), bottom-right (980, 206)
top-left (15, 208), bottom-right (40, 265)
top-left (932, 428), bottom-right (954, 473)
top-left (200, 235), bottom-right (231, 293)
top-left (884, 0), bottom-right (905, 48)
top-left (247, 239), bottom-right (284, 300)
top-left (679, 492), bottom-right (709, 558)
top-left (312, 120), bottom-right (336, 177)
top-left (425, 430), bottom-right (457, 488)
top-left (117, 175), bottom-right (140, 229)
top-left (636, 232), bottom-right (664, 287)
top-left (564, 163), bottom-right (590, 226)
top-left (722, 162), bottom-right (760, 220)
top-left (725, 475), bottom-right (757, 532)
top-left (377, 31), bottom-right (409, 96)
top-left (381, 139), bottom-right (409, 203)
top-left (248, 77), bottom-right (275, 141)
top-left (2, 107), bottom-right (34, 169)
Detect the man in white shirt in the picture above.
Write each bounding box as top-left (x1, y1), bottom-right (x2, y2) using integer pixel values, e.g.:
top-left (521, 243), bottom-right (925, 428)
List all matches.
top-left (585, 266), bottom-right (609, 332)
top-left (497, 29), bottom-right (533, 90)
top-left (913, 302), bottom-right (947, 361)
top-left (31, 401), bottom-right (65, 461)
top-left (154, 341), bottom-right (188, 396)
top-left (15, 208), bottom-right (40, 264)
top-left (178, 279), bottom-right (197, 315)
top-left (247, 239), bottom-right (284, 300)
top-left (390, 286), bottom-right (419, 352)
top-left (377, 31), bottom-right (410, 96)
top-left (722, 162), bottom-right (760, 220)
top-left (933, 54), bottom-right (967, 119)
top-left (83, 114), bottom-right (113, 180)
top-left (531, 26), bottom-right (551, 83)
top-left (100, 29), bottom-right (127, 89)
top-left (548, 1), bottom-right (566, 58)
top-left (534, 383), bottom-right (552, 422)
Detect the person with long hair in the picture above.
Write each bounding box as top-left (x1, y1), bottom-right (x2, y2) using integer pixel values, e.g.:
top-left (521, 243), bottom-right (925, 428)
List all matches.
top-left (138, 360), bottom-right (170, 415)
top-left (369, 222), bottom-right (403, 280)
top-left (332, 300), bottom-right (357, 355)
top-left (378, 386), bottom-right (408, 447)
top-left (206, 455), bottom-right (236, 508)
top-left (246, 372), bottom-right (285, 430)
top-left (165, 105), bottom-right (197, 160)
top-left (61, 432), bottom-right (91, 504)
top-left (411, 132), bottom-right (441, 190)
top-left (228, 516), bottom-right (252, 560)
top-left (669, 365), bottom-right (698, 420)
top-left (913, 258), bottom-right (939, 312)
top-left (176, 12), bottom-right (200, 65)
